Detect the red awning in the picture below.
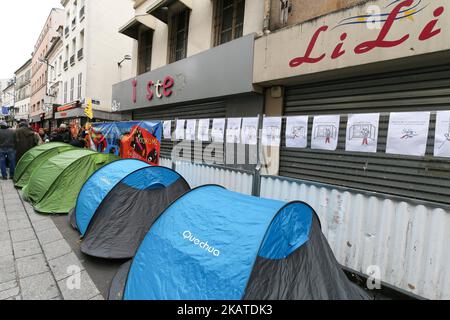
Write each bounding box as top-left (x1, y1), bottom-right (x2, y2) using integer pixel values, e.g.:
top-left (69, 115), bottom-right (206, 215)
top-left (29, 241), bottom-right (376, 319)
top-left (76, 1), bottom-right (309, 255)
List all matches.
top-left (57, 101), bottom-right (80, 112)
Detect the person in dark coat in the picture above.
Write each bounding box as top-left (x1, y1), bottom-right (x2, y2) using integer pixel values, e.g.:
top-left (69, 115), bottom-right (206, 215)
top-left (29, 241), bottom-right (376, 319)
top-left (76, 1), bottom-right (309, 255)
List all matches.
top-left (14, 122), bottom-right (41, 162)
top-left (0, 121), bottom-right (16, 180)
top-left (58, 124), bottom-right (71, 143)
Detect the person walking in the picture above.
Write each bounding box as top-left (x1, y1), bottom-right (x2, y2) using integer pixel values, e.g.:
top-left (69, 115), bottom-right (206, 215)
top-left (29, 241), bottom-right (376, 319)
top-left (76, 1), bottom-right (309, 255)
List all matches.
top-left (0, 121), bottom-right (16, 180)
top-left (14, 122), bottom-right (41, 162)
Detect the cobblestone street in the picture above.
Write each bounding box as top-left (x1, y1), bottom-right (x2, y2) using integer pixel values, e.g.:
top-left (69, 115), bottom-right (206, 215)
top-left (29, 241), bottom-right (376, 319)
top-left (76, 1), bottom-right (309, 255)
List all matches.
top-left (0, 180), bottom-right (103, 300)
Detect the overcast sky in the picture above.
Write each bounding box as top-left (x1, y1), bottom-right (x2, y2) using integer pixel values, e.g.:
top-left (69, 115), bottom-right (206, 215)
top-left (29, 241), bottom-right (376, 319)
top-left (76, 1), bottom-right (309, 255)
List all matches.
top-left (0, 0), bottom-right (63, 79)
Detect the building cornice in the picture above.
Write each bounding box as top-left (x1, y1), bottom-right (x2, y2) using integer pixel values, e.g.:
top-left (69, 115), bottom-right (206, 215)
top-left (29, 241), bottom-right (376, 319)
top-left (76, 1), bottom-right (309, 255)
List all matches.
top-left (14, 59), bottom-right (32, 75)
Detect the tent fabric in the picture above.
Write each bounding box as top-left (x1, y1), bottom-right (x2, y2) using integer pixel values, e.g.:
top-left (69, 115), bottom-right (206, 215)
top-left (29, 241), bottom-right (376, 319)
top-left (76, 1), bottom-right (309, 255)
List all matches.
top-left (23, 149), bottom-right (118, 214)
top-left (75, 159), bottom-right (150, 235)
top-left (74, 160), bottom-right (190, 259)
top-left (110, 185), bottom-right (370, 300)
top-left (13, 143), bottom-right (73, 188)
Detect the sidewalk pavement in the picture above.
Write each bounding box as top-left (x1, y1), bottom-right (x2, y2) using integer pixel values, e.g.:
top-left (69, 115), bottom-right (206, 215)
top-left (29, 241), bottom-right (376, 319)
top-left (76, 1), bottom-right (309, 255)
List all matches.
top-left (0, 179), bottom-right (104, 300)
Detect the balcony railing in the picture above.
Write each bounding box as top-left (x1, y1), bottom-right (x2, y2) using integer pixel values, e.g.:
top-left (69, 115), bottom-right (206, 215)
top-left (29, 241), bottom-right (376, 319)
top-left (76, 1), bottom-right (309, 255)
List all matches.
top-left (63, 61), bottom-right (68, 70)
top-left (65, 27), bottom-right (69, 37)
top-left (70, 55), bottom-right (75, 66)
top-left (77, 48), bottom-right (84, 61)
top-left (79, 6), bottom-right (85, 20)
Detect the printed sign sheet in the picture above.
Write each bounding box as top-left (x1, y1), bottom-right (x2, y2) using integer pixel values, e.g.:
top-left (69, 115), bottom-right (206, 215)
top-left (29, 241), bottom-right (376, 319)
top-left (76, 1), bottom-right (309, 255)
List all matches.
top-left (241, 117), bottom-right (259, 145)
top-left (311, 115), bottom-right (340, 151)
top-left (434, 111), bottom-right (450, 158)
top-left (345, 113), bottom-right (380, 153)
top-left (386, 112), bottom-right (430, 157)
top-left (262, 117), bottom-right (282, 147)
top-left (286, 116), bottom-right (308, 148)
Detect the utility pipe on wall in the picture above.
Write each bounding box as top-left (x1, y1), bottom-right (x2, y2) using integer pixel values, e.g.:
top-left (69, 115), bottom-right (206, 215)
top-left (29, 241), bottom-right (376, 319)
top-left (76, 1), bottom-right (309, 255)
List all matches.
top-left (263, 0), bottom-right (272, 34)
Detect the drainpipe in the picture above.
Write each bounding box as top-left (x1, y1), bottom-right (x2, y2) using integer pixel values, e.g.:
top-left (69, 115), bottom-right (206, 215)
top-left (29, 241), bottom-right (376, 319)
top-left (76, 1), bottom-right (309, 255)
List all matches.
top-left (263, 0), bottom-right (272, 34)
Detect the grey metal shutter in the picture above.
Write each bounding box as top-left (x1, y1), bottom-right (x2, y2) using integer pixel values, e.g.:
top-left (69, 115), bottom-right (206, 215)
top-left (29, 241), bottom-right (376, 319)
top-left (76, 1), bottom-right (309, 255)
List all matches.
top-left (281, 63), bottom-right (450, 204)
top-left (132, 100), bottom-right (227, 160)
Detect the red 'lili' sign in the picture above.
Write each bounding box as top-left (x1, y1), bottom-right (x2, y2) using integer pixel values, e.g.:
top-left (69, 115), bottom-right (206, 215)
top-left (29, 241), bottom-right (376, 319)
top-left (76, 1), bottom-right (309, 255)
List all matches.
top-left (131, 76), bottom-right (175, 104)
top-left (289, 0), bottom-right (445, 68)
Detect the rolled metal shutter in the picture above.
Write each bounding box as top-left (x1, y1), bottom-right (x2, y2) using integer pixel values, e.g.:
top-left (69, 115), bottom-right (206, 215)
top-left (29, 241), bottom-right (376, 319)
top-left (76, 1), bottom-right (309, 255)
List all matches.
top-left (132, 100), bottom-right (227, 160)
top-left (281, 63), bottom-right (450, 204)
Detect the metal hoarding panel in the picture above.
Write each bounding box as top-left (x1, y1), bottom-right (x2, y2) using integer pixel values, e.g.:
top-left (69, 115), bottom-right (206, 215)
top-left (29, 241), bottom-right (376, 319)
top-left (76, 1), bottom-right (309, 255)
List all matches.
top-left (260, 175), bottom-right (450, 300)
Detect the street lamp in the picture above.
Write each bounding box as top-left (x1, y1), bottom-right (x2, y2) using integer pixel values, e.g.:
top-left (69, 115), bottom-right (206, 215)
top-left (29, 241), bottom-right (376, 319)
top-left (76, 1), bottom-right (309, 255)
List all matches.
top-left (118, 55), bottom-right (132, 67)
top-left (38, 58), bottom-right (55, 69)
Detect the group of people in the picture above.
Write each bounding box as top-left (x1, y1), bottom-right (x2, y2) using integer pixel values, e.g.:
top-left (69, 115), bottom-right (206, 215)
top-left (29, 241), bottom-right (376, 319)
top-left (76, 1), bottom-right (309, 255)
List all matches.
top-left (0, 120), bottom-right (90, 180)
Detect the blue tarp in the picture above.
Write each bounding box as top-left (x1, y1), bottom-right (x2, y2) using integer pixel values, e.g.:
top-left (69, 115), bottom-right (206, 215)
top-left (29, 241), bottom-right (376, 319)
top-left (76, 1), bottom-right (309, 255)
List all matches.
top-left (124, 185), bottom-right (313, 300)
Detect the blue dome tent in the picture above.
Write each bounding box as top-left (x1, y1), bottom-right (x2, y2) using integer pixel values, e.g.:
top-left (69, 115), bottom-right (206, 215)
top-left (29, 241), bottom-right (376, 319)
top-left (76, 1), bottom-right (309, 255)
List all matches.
top-left (71, 159), bottom-right (190, 259)
top-left (109, 185), bottom-right (370, 300)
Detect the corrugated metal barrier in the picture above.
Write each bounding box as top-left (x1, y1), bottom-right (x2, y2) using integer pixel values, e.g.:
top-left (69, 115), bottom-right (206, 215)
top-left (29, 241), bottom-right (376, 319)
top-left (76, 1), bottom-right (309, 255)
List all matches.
top-left (158, 158), bottom-right (450, 299)
top-left (260, 175), bottom-right (450, 300)
top-left (174, 161), bottom-right (254, 195)
top-left (160, 157), bottom-right (173, 169)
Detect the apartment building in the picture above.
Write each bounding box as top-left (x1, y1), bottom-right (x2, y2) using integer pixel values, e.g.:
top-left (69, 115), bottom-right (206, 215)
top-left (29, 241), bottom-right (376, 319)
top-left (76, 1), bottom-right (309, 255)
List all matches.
top-left (113, 0), bottom-right (266, 162)
top-left (1, 79), bottom-right (15, 124)
top-left (14, 59), bottom-right (32, 122)
top-left (54, 0), bottom-right (134, 126)
top-left (30, 8), bottom-right (64, 128)
top-left (42, 26), bottom-right (64, 130)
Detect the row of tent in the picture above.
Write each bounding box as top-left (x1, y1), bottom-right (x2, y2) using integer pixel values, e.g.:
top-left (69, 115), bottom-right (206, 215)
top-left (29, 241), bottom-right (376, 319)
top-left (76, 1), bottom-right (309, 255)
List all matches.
top-left (14, 143), bottom-right (371, 300)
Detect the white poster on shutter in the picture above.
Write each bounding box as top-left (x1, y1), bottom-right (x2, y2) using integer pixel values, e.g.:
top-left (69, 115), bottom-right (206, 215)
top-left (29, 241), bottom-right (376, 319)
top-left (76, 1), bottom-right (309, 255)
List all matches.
top-left (345, 113), bottom-right (380, 153)
top-left (286, 116), bottom-right (308, 148)
top-left (185, 119), bottom-right (197, 141)
top-left (311, 115), bottom-right (340, 151)
top-left (163, 120), bottom-right (172, 140)
top-left (175, 120), bottom-right (185, 140)
top-left (198, 119), bottom-right (210, 142)
top-left (226, 118), bottom-right (242, 144)
top-left (262, 117), bottom-right (282, 147)
top-left (211, 118), bottom-right (225, 143)
top-left (386, 112), bottom-right (430, 157)
top-left (241, 117), bottom-right (259, 145)
top-left (434, 111), bottom-right (450, 157)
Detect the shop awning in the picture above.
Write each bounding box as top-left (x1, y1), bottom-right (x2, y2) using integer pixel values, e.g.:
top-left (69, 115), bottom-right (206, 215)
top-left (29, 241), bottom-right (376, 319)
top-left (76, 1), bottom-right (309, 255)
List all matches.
top-left (55, 107), bottom-right (131, 121)
top-left (30, 114), bottom-right (44, 123)
top-left (57, 101), bottom-right (80, 112)
top-left (145, 0), bottom-right (192, 23)
top-left (119, 14), bottom-right (157, 40)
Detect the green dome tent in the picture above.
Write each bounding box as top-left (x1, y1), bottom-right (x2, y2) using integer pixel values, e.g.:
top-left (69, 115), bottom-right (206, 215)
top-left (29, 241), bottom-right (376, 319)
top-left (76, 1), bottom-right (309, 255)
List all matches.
top-left (14, 143), bottom-right (74, 189)
top-left (23, 149), bottom-right (118, 214)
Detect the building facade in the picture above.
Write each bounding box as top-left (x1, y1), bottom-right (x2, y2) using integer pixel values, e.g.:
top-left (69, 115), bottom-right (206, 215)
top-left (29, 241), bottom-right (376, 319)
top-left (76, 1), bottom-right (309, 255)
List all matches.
top-left (44, 26), bottom-right (64, 130)
top-left (54, 0), bottom-right (134, 126)
top-left (30, 8), bottom-right (64, 128)
top-left (1, 79), bottom-right (15, 124)
top-left (14, 59), bottom-right (32, 122)
top-left (253, 0), bottom-right (450, 299)
top-left (113, 0), bottom-right (266, 166)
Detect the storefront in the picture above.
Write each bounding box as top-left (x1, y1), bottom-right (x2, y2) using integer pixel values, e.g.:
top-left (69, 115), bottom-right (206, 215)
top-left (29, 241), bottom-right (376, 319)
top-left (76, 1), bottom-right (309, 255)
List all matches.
top-left (254, 0), bottom-right (450, 205)
top-left (251, 0), bottom-right (450, 300)
top-left (29, 114), bottom-right (45, 130)
top-left (112, 34), bottom-right (264, 163)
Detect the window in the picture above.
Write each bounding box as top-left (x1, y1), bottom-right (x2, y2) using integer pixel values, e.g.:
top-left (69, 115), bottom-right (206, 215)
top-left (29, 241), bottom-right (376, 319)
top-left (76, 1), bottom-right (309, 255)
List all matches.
top-left (70, 77), bottom-right (74, 101)
top-left (64, 81), bottom-right (68, 103)
top-left (213, 0), bottom-right (245, 46)
top-left (77, 73), bottom-right (82, 99)
top-left (168, 8), bottom-right (190, 63)
top-left (138, 28), bottom-right (153, 75)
